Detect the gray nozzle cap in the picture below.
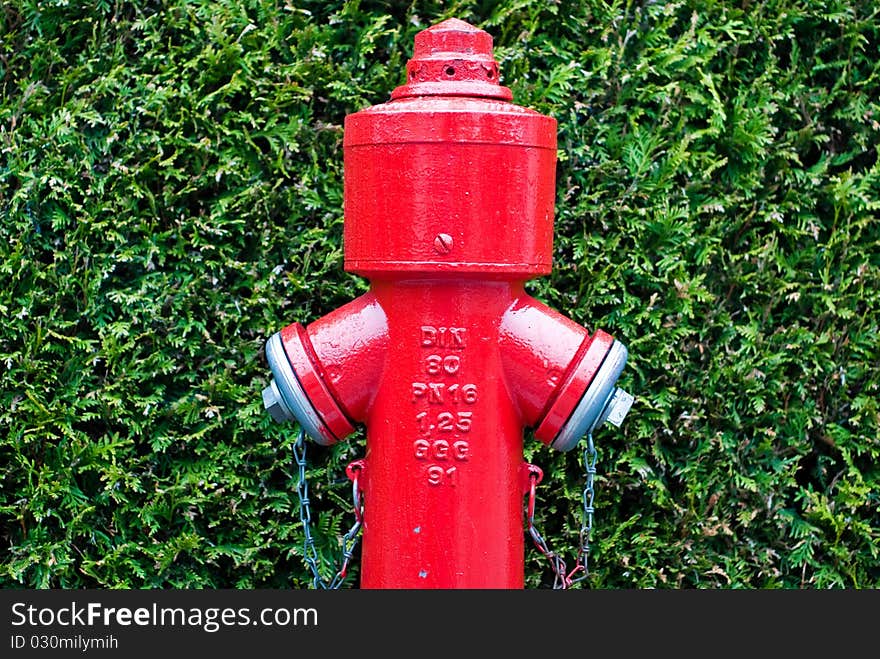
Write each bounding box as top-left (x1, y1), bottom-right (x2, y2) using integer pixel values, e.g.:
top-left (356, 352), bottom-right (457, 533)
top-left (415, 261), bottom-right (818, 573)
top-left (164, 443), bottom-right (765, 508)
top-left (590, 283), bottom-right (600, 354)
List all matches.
top-left (263, 332), bottom-right (337, 445)
top-left (551, 340), bottom-right (632, 452)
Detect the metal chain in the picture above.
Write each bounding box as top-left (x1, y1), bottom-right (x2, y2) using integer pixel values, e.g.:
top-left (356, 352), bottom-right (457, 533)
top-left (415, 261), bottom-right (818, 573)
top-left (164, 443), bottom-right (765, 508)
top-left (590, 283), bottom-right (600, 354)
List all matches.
top-left (292, 428), bottom-right (364, 589)
top-left (292, 425), bottom-right (597, 590)
top-left (526, 432), bottom-right (598, 589)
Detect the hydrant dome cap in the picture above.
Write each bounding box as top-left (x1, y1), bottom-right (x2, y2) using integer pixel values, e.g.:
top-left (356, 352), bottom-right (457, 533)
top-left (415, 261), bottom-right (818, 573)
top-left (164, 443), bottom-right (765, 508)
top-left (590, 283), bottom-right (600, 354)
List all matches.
top-left (413, 18), bottom-right (493, 56)
top-left (392, 18), bottom-right (513, 100)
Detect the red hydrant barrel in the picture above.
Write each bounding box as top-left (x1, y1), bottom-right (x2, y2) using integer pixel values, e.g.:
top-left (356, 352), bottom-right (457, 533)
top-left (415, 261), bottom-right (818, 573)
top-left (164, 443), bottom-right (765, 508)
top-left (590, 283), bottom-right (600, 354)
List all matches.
top-left (262, 18), bottom-right (633, 589)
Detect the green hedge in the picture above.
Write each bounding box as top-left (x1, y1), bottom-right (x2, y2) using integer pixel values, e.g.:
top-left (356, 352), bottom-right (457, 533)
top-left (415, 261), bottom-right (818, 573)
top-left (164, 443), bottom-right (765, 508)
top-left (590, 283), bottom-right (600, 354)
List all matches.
top-left (1, 0), bottom-right (877, 589)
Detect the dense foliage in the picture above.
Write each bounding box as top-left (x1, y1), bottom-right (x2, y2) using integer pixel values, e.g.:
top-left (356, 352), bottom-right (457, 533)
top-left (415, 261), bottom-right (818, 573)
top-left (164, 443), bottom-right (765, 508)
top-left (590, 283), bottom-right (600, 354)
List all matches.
top-left (1, 0), bottom-right (877, 589)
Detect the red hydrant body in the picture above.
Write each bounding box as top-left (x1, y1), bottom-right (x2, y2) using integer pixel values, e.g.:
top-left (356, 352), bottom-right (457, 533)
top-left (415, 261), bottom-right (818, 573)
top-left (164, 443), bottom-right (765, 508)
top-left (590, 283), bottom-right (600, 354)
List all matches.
top-left (263, 18), bottom-right (632, 589)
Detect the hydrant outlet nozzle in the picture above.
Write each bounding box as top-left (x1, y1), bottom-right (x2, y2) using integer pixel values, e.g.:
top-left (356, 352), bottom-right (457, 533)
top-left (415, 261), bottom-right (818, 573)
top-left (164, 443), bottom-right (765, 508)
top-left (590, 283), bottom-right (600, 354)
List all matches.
top-left (263, 332), bottom-right (340, 446)
top-left (550, 340), bottom-right (631, 452)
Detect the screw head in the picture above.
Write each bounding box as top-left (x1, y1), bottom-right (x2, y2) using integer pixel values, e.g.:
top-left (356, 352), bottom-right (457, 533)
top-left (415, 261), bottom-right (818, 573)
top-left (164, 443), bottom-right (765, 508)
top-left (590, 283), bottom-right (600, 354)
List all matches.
top-left (433, 233), bottom-right (453, 254)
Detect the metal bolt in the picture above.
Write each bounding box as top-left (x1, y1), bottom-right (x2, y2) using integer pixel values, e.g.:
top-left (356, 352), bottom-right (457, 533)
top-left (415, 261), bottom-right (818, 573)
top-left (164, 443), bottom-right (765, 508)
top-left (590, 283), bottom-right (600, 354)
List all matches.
top-left (262, 379), bottom-right (292, 423)
top-left (433, 233), bottom-right (453, 254)
top-left (603, 388), bottom-right (634, 427)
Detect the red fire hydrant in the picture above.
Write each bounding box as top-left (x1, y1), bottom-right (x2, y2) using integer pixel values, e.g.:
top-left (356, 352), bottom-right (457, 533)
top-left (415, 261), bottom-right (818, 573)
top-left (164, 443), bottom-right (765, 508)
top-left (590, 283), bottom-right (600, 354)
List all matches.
top-left (262, 18), bottom-right (633, 589)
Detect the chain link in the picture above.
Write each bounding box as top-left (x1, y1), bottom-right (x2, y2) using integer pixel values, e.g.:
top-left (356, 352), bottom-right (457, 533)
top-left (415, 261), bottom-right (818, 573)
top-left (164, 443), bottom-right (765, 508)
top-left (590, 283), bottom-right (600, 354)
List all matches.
top-left (526, 432), bottom-right (598, 589)
top-left (292, 428), bottom-right (364, 589)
